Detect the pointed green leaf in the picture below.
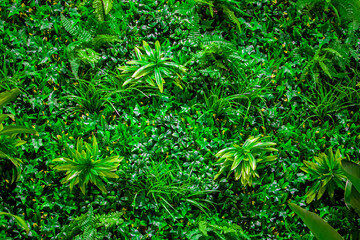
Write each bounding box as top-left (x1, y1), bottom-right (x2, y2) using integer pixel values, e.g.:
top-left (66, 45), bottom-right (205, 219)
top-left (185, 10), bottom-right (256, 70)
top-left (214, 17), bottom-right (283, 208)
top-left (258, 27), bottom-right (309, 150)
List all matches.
top-left (0, 88), bottom-right (20, 108)
top-left (0, 114), bottom-right (10, 123)
top-left (341, 160), bottom-right (360, 193)
top-left (345, 180), bottom-right (360, 216)
top-left (0, 212), bottom-right (29, 234)
top-left (154, 40), bottom-right (161, 59)
top-left (142, 41), bottom-right (154, 58)
top-left (154, 67), bottom-right (164, 93)
top-left (231, 154), bottom-right (244, 171)
top-left (288, 203), bottom-right (343, 240)
top-left (0, 126), bottom-right (37, 136)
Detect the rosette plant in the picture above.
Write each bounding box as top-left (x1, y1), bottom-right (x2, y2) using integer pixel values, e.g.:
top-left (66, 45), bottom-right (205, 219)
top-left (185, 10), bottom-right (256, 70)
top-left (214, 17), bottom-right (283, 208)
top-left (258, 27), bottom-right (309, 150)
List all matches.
top-left (118, 40), bottom-right (187, 93)
top-left (214, 136), bottom-right (278, 186)
top-left (301, 147), bottom-right (346, 203)
top-left (51, 136), bottom-right (123, 194)
top-left (288, 159), bottom-right (360, 239)
top-left (0, 88), bottom-right (38, 183)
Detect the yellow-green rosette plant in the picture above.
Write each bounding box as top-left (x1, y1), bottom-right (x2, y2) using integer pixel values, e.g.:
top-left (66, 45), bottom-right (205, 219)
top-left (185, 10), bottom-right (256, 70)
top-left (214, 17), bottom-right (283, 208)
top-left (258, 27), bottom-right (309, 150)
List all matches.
top-left (301, 147), bottom-right (346, 204)
top-left (214, 136), bottom-right (278, 186)
top-left (51, 136), bottom-right (123, 195)
top-left (118, 40), bottom-right (187, 93)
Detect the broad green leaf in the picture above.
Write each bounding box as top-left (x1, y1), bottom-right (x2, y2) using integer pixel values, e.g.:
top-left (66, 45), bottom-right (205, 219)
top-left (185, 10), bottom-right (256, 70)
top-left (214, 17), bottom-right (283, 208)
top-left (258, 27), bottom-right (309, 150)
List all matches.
top-left (306, 182), bottom-right (320, 204)
top-left (0, 114), bottom-right (9, 123)
top-left (247, 153), bottom-right (256, 170)
top-left (0, 88), bottom-right (20, 108)
top-left (322, 48), bottom-right (342, 58)
top-left (102, 0), bottom-right (113, 15)
top-left (0, 150), bottom-right (8, 159)
top-left (0, 126), bottom-right (37, 136)
top-left (142, 41), bottom-right (154, 58)
top-left (319, 61), bottom-right (332, 79)
top-left (234, 166), bottom-right (242, 180)
top-left (345, 180), bottom-right (360, 216)
top-left (199, 221), bottom-right (208, 236)
top-left (154, 67), bottom-right (164, 93)
top-left (132, 64), bottom-right (155, 79)
top-left (251, 142), bottom-right (277, 149)
top-left (0, 212), bottom-right (29, 233)
top-left (242, 136), bottom-right (259, 148)
top-left (93, 0), bottom-right (113, 21)
top-left (154, 40), bottom-right (161, 59)
top-left (231, 154), bottom-right (244, 171)
top-left (97, 171), bottom-right (119, 178)
top-left (341, 160), bottom-right (360, 193)
top-left (288, 203), bottom-right (343, 240)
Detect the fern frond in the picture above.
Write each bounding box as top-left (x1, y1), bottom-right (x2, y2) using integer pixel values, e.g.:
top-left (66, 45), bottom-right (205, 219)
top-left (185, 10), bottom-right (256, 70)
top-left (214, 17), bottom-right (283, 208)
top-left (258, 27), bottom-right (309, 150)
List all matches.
top-left (58, 206), bottom-right (124, 240)
top-left (69, 58), bottom-right (81, 79)
top-left (106, 15), bottom-right (121, 35)
top-left (81, 228), bottom-right (97, 240)
top-left (57, 212), bottom-right (87, 239)
top-left (335, 0), bottom-right (360, 23)
top-left (220, 4), bottom-right (241, 31)
top-left (61, 14), bottom-right (92, 42)
top-left (91, 35), bottom-right (119, 50)
top-left (201, 34), bottom-right (234, 49)
top-left (76, 48), bottom-right (101, 68)
top-left (107, 0), bottom-right (127, 34)
top-left (296, 0), bottom-right (323, 10)
top-left (80, 205), bottom-right (95, 232)
top-left (94, 211), bottom-right (124, 229)
top-left (111, 0), bottom-right (125, 19)
top-left (193, 0), bottom-right (214, 7)
top-left (174, 1), bottom-right (196, 15)
top-left (186, 29), bottom-right (201, 47)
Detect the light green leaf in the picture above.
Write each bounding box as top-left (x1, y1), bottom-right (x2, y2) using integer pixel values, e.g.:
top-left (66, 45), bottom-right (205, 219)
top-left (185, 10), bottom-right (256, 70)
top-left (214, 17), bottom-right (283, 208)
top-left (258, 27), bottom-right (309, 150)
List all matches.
top-left (154, 67), bottom-right (164, 93)
top-left (154, 40), bottom-right (161, 59)
top-left (231, 154), bottom-right (243, 171)
top-left (0, 88), bottom-right (20, 108)
top-left (0, 114), bottom-right (9, 123)
top-left (0, 126), bottom-right (37, 136)
top-left (345, 180), bottom-right (360, 216)
top-left (93, 0), bottom-right (113, 21)
top-left (341, 160), bottom-right (360, 193)
top-left (0, 212), bottom-right (29, 234)
top-left (288, 203), bottom-right (343, 240)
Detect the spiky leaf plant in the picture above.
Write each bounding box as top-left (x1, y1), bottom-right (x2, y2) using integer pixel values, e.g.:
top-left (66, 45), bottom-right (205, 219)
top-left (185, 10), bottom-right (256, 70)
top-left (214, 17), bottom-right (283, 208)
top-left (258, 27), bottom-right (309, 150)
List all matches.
top-left (65, 77), bottom-right (111, 114)
top-left (58, 205), bottom-right (124, 240)
top-left (288, 161), bottom-right (360, 239)
top-left (301, 148), bottom-right (346, 204)
top-left (51, 136), bottom-right (123, 194)
top-left (214, 136), bottom-right (278, 186)
top-left (0, 88), bottom-right (38, 183)
top-left (118, 40), bottom-right (187, 93)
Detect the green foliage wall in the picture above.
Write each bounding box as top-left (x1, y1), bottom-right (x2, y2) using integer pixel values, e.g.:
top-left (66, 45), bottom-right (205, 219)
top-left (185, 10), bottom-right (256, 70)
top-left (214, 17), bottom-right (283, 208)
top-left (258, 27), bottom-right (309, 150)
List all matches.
top-left (0, 0), bottom-right (360, 239)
